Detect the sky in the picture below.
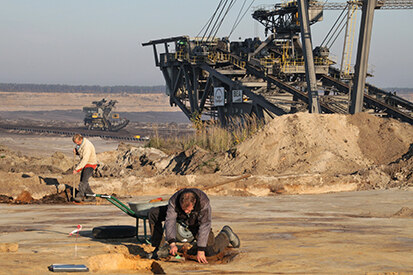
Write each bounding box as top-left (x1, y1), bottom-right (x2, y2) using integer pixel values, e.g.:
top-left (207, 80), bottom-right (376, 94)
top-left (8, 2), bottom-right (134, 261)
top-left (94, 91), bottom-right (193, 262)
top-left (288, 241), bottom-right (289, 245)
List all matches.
top-left (0, 0), bottom-right (412, 88)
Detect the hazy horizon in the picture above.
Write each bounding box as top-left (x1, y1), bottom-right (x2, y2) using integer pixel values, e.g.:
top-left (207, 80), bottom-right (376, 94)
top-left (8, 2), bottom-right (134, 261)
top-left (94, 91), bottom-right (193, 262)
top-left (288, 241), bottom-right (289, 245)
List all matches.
top-left (1, 83), bottom-right (413, 90)
top-left (1, 0), bottom-right (412, 88)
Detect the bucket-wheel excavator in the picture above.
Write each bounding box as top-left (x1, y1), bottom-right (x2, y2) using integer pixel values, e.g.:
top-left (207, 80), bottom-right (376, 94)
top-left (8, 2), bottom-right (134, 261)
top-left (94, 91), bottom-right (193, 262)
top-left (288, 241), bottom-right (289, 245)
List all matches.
top-left (143, 0), bottom-right (413, 126)
top-left (82, 98), bottom-right (129, 131)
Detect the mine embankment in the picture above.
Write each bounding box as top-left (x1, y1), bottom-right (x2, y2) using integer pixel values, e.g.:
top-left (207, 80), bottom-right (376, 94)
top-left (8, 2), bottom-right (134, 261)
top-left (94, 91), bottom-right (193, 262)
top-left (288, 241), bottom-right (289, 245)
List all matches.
top-left (1, 112), bottom-right (413, 274)
top-left (0, 112), bottom-right (412, 201)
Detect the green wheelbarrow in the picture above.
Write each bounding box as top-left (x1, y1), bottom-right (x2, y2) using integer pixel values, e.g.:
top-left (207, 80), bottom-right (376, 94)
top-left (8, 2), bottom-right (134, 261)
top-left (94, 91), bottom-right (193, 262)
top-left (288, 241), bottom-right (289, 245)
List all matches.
top-left (86, 193), bottom-right (168, 243)
top-left (87, 193), bottom-right (195, 244)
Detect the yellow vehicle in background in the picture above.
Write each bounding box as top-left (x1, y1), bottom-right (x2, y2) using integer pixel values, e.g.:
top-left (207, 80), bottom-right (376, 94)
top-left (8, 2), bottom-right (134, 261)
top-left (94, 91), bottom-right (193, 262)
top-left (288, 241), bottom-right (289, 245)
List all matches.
top-left (82, 98), bottom-right (129, 131)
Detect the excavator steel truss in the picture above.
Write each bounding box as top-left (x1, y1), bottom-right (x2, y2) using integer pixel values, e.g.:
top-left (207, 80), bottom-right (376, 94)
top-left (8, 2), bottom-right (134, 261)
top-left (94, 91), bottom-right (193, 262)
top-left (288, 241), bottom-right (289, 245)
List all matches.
top-left (143, 0), bottom-right (413, 125)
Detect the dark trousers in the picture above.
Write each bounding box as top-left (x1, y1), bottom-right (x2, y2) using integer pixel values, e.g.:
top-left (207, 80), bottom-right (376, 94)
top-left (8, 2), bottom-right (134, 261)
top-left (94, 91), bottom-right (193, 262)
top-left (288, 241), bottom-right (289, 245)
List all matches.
top-left (78, 167), bottom-right (94, 197)
top-left (148, 205), bottom-right (230, 256)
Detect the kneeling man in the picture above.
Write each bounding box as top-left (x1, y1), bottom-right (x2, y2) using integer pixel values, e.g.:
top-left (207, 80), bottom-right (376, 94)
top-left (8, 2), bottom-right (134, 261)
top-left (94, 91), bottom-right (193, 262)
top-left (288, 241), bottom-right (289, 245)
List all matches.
top-left (148, 188), bottom-right (240, 263)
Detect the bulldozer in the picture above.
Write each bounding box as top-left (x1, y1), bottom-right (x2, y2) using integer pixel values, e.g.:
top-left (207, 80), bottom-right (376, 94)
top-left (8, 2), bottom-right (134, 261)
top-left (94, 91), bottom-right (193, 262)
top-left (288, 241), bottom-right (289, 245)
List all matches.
top-left (82, 98), bottom-right (129, 131)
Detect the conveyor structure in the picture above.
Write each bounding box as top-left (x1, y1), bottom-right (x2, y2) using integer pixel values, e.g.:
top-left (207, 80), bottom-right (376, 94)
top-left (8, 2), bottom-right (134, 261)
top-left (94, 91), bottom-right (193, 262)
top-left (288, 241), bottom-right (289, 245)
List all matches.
top-left (143, 0), bottom-right (413, 125)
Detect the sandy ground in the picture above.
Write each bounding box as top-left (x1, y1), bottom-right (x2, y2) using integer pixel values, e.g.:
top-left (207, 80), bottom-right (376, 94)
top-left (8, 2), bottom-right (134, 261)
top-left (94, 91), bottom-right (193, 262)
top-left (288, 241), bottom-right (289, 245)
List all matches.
top-left (1, 190), bottom-right (413, 274)
top-left (0, 92), bottom-right (173, 113)
top-left (1, 91), bottom-right (413, 274)
top-left (0, 91), bottom-right (189, 124)
top-left (0, 131), bottom-right (127, 157)
top-left (1, 128), bottom-right (411, 274)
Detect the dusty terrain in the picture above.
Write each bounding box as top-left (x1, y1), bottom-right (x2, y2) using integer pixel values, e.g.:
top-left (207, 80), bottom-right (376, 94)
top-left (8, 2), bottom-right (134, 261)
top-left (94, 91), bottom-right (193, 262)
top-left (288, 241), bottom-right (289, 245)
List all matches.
top-left (0, 91), bottom-right (174, 113)
top-left (0, 91), bottom-right (413, 273)
top-left (1, 190), bottom-right (413, 274)
top-left (2, 111), bottom-right (411, 200)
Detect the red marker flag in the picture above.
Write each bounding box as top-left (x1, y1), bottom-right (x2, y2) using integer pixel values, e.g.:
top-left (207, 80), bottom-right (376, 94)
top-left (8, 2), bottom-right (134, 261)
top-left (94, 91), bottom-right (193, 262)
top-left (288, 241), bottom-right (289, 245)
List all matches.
top-left (69, 224), bottom-right (82, 236)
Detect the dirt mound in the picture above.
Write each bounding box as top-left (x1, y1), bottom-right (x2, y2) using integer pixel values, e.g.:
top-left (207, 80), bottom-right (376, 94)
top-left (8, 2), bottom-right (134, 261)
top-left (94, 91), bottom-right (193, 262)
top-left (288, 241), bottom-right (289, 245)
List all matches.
top-left (0, 171), bottom-right (60, 199)
top-left (161, 146), bottom-right (219, 175)
top-left (0, 146), bottom-right (72, 174)
top-left (0, 113), bottom-right (412, 199)
top-left (88, 253), bottom-right (160, 273)
top-left (219, 113), bottom-right (413, 176)
top-left (1, 190), bottom-right (72, 204)
top-left (0, 194), bottom-right (13, 203)
top-left (88, 244), bottom-right (164, 273)
top-left (347, 113), bottom-right (413, 164)
top-left (15, 190), bottom-right (34, 203)
top-left (36, 191), bottom-right (71, 204)
top-left (0, 243), bottom-right (18, 253)
top-left (96, 143), bottom-right (170, 177)
top-left (383, 143), bottom-right (413, 185)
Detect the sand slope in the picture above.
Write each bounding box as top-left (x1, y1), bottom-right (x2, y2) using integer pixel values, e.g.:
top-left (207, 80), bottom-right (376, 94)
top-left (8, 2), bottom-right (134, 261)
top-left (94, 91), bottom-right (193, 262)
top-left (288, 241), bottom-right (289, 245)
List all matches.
top-left (220, 113), bottom-right (413, 176)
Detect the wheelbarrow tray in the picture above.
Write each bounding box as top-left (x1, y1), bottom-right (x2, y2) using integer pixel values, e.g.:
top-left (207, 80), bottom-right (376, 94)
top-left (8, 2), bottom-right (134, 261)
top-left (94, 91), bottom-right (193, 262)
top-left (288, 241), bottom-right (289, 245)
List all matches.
top-left (128, 201), bottom-right (169, 216)
top-left (87, 194), bottom-right (168, 242)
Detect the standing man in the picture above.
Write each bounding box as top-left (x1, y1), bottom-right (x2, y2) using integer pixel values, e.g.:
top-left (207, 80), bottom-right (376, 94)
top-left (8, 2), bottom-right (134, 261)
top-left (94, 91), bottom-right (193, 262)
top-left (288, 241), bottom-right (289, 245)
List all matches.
top-left (72, 134), bottom-right (97, 202)
top-left (148, 188), bottom-right (240, 263)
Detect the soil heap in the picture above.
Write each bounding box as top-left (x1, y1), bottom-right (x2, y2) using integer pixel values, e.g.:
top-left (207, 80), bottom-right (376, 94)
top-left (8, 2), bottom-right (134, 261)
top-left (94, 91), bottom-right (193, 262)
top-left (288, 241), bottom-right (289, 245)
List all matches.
top-left (0, 112), bottom-right (412, 200)
top-left (219, 112), bottom-right (413, 176)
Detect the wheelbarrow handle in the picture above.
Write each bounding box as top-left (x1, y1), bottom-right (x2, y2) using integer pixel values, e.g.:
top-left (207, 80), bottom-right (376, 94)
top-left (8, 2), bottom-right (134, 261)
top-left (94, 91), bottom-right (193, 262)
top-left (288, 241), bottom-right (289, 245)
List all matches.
top-left (87, 193), bottom-right (136, 217)
top-left (86, 193), bottom-right (111, 199)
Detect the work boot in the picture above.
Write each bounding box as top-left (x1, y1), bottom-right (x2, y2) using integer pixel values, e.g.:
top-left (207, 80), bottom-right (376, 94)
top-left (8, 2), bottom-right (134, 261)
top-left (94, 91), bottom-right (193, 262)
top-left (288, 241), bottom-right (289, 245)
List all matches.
top-left (148, 248), bottom-right (159, 260)
top-left (221, 225), bottom-right (240, 248)
top-left (149, 245), bottom-right (169, 260)
top-left (83, 196), bottom-right (96, 202)
top-left (73, 195), bottom-right (83, 203)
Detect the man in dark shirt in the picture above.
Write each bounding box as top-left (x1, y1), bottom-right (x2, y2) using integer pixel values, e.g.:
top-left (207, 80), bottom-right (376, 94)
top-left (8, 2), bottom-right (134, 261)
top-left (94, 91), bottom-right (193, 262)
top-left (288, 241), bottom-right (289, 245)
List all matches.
top-left (148, 188), bottom-right (240, 263)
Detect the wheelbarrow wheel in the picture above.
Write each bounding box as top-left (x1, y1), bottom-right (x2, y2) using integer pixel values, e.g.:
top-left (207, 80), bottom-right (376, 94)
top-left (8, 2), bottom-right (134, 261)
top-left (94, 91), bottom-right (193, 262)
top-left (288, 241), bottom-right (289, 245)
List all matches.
top-left (92, 225), bottom-right (136, 239)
